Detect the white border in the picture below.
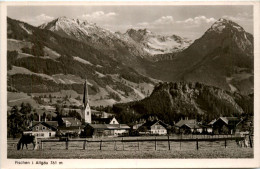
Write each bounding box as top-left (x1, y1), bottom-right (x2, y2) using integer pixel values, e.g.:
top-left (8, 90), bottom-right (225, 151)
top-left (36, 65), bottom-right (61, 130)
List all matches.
top-left (1, 1), bottom-right (260, 168)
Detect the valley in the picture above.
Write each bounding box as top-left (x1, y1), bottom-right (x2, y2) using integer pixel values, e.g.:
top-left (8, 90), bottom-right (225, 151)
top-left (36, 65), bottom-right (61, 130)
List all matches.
top-left (6, 16), bottom-right (254, 125)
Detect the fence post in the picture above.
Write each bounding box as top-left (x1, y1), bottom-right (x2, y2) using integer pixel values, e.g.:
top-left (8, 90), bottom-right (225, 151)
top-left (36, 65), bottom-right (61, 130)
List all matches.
top-left (65, 139), bottom-right (69, 150)
top-left (83, 140), bottom-right (86, 150)
top-left (114, 140), bottom-right (117, 151)
top-left (122, 138), bottom-right (124, 151)
top-left (41, 140), bottom-right (43, 150)
top-left (225, 139), bottom-right (227, 148)
top-left (168, 135), bottom-right (171, 150)
top-left (196, 138), bottom-right (199, 150)
top-left (249, 135), bottom-right (253, 148)
top-left (155, 136), bottom-right (157, 150)
top-left (180, 135), bottom-right (182, 150)
top-left (138, 139), bottom-right (140, 151)
top-left (100, 140), bottom-right (102, 150)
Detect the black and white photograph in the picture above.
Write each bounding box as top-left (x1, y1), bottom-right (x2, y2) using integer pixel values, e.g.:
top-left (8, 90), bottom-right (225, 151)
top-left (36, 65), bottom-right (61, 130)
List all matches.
top-left (0, 1), bottom-right (259, 168)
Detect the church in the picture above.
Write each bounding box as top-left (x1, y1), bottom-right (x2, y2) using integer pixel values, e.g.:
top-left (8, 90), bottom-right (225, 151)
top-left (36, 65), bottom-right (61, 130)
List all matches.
top-left (81, 79), bottom-right (130, 137)
top-left (82, 79), bottom-right (91, 124)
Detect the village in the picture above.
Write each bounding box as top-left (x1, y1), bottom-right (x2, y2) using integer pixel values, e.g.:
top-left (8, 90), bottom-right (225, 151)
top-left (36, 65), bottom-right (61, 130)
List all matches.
top-left (20, 79), bottom-right (253, 139)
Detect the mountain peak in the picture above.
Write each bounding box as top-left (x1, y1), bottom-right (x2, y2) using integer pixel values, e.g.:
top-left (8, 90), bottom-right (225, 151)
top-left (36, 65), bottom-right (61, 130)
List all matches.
top-left (208, 18), bottom-right (245, 33)
top-left (126, 28), bottom-right (152, 36)
top-left (57, 16), bottom-right (69, 20)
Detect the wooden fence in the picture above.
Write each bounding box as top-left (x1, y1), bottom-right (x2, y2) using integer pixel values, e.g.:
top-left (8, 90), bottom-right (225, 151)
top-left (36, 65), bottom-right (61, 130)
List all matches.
top-left (38, 135), bottom-right (252, 151)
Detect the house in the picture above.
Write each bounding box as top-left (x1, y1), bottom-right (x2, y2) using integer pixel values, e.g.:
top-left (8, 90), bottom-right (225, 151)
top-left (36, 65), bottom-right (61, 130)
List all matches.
top-left (92, 116), bottom-right (119, 124)
top-left (235, 116), bottom-right (253, 133)
top-left (83, 123), bottom-right (130, 138)
top-left (62, 117), bottom-right (82, 127)
top-left (175, 119), bottom-right (203, 134)
top-left (132, 123), bottom-right (144, 130)
top-left (203, 119), bottom-right (217, 134)
top-left (23, 121), bottom-right (58, 138)
top-left (58, 117), bottom-right (84, 136)
top-left (91, 110), bottom-right (114, 118)
top-left (138, 120), bottom-right (168, 135)
top-left (212, 117), bottom-right (242, 134)
top-left (179, 123), bottom-right (203, 134)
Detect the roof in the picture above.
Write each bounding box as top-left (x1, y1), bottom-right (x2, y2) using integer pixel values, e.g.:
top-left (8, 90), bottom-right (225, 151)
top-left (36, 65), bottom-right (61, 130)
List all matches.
top-left (140, 120), bottom-right (168, 130)
top-left (218, 117), bottom-right (241, 125)
top-left (175, 119), bottom-right (197, 127)
top-left (31, 121), bottom-right (58, 131)
top-left (86, 124), bottom-right (130, 130)
top-left (92, 117), bottom-right (114, 124)
top-left (180, 123), bottom-right (202, 129)
top-left (58, 126), bottom-right (84, 131)
top-left (208, 119), bottom-right (217, 125)
top-left (62, 117), bottom-right (82, 127)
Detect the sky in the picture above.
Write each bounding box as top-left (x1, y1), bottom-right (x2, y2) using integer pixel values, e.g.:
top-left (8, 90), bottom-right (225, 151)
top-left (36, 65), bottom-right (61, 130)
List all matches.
top-left (7, 5), bottom-right (253, 40)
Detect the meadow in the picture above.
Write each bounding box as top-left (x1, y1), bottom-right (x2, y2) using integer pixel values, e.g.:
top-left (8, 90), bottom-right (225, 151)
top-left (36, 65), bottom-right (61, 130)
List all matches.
top-left (7, 135), bottom-right (253, 159)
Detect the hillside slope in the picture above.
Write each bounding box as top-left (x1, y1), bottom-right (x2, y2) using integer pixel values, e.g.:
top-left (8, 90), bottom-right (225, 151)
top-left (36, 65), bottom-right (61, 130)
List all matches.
top-left (7, 17), bottom-right (156, 106)
top-left (113, 82), bottom-right (253, 124)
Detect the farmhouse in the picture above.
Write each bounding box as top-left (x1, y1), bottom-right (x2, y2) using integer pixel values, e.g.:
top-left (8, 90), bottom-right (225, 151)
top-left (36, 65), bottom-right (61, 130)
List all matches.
top-left (61, 117), bottom-right (82, 127)
top-left (23, 121), bottom-right (58, 138)
top-left (58, 117), bottom-right (83, 136)
top-left (175, 119), bottom-right (203, 134)
top-left (212, 117), bottom-right (242, 134)
top-left (179, 123), bottom-right (203, 134)
top-left (138, 120), bottom-right (168, 135)
top-left (83, 123), bottom-right (130, 138)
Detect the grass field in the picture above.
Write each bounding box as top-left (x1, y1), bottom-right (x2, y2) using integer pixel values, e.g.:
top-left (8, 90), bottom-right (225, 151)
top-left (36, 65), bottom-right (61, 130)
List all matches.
top-left (7, 135), bottom-right (253, 159)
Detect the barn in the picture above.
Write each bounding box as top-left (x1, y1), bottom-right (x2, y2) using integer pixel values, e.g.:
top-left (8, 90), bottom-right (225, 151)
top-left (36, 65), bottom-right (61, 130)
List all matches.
top-left (212, 117), bottom-right (242, 134)
top-left (83, 124), bottom-right (130, 138)
top-left (179, 123), bottom-right (203, 134)
top-left (175, 119), bottom-right (203, 134)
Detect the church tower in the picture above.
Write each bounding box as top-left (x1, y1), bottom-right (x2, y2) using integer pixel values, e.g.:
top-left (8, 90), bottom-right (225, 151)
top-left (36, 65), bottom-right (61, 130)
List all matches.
top-left (83, 79), bottom-right (91, 123)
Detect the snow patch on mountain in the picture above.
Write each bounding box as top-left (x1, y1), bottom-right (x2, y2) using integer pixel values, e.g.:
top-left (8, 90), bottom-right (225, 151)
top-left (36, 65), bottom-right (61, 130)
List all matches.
top-left (95, 71), bottom-right (105, 77)
top-left (125, 28), bottom-right (192, 55)
top-left (73, 56), bottom-right (93, 65)
top-left (209, 18), bottom-right (245, 33)
top-left (19, 23), bottom-right (32, 35)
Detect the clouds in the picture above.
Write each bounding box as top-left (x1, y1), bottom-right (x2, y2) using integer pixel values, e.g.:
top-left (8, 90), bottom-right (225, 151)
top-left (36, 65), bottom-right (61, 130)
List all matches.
top-left (20, 14), bottom-right (54, 26)
top-left (135, 15), bottom-right (216, 29)
top-left (154, 16), bottom-right (174, 25)
top-left (78, 11), bottom-right (117, 23)
top-left (176, 16), bottom-right (216, 25)
top-left (222, 12), bottom-right (253, 22)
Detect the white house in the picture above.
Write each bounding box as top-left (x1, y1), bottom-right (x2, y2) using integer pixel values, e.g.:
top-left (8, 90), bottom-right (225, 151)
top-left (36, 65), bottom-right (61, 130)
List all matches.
top-left (24, 121), bottom-right (58, 138)
top-left (138, 120), bottom-right (168, 135)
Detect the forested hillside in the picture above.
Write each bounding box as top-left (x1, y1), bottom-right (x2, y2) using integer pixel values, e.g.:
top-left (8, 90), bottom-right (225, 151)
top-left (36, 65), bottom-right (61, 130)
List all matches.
top-left (113, 82), bottom-right (253, 124)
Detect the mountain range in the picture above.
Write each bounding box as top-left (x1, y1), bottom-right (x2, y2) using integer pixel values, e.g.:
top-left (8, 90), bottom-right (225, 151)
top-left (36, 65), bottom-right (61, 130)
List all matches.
top-left (144, 18), bottom-right (253, 95)
top-left (7, 16), bottom-right (254, 109)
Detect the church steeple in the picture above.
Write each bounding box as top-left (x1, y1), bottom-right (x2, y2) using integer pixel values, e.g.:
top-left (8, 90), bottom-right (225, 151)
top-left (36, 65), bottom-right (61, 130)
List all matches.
top-left (83, 79), bottom-right (89, 107)
top-left (83, 78), bottom-right (91, 123)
